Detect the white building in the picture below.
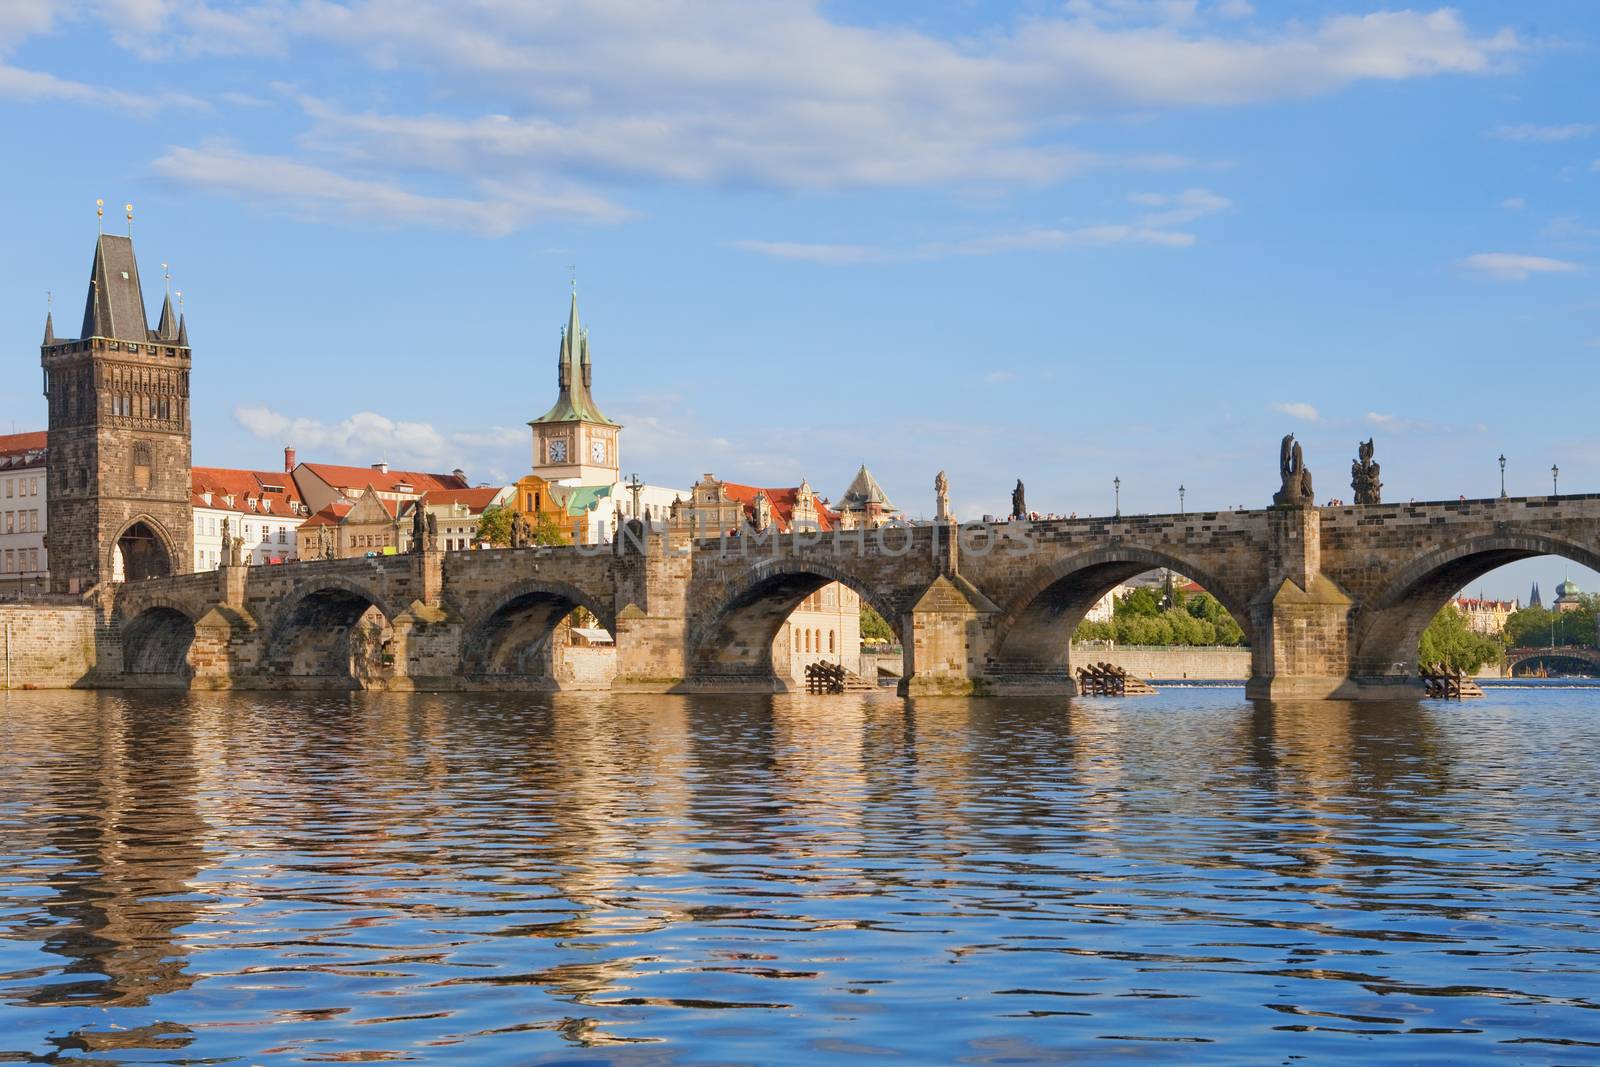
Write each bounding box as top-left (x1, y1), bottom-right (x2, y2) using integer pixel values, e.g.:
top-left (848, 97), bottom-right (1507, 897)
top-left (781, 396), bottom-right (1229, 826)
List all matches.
top-left (191, 467), bottom-right (310, 570)
top-left (0, 431), bottom-right (47, 588)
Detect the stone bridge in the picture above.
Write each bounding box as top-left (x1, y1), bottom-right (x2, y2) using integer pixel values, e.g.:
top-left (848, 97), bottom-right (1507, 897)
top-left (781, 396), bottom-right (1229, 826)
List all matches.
top-left (100, 493), bottom-right (1600, 699)
top-left (1503, 645), bottom-right (1600, 675)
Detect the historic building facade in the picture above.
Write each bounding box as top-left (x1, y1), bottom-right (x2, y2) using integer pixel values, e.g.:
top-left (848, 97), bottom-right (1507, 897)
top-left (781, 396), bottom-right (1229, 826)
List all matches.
top-left (0, 431), bottom-right (48, 587)
top-left (191, 467), bottom-right (308, 569)
top-left (1452, 595), bottom-right (1519, 635)
top-left (528, 292), bottom-right (621, 486)
top-left (42, 230), bottom-right (193, 591)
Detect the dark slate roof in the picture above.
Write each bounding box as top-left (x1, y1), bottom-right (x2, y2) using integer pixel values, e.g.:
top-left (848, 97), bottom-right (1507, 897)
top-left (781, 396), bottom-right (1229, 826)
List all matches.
top-left (838, 465), bottom-right (897, 512)
top-left (80, 234), bottom-right (151, 342)
top-left (155, 292), bottom-right (178, 341)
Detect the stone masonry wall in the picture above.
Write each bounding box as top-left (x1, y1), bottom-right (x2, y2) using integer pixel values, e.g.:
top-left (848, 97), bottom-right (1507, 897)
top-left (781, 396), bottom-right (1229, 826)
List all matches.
top-left (1075, 644), bottom-right (1252, 681)
top-left (0, 602), bottom-right (96, 688)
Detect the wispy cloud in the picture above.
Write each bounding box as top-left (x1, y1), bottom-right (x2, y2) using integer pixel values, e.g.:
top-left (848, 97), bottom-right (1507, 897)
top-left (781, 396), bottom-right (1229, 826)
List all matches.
top-left (1491, 122), bottom-right (1599, 143)
top-left (984, 370), bottom-right (1017, 385)
top-left (1502, 196), bottom-right (1526, 210)
top-left (1128, 188), bottom-right (1231, 227)
top-left (235, 405), bottom-right (528, 473)
top-left (9, 3), bottom-right (1514, 231)
top-left (1272, 401), bottom-right (1320, 423)
top-left (1460, 252), bottom-right (1582, 281)
top-left (152, 146), bottom-right (632, 235)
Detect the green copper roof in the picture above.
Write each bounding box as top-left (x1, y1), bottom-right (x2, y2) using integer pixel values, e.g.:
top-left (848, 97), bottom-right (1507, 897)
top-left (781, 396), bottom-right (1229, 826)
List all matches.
top-left (562, 483), bottom-right (613, 516)
top-left (530, 291), bottom-right (619, 427)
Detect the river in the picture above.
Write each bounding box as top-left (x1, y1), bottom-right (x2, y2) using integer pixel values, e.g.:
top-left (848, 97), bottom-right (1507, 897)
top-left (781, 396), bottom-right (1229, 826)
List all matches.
top-left (2, 689), bottom-right (1599, 1064)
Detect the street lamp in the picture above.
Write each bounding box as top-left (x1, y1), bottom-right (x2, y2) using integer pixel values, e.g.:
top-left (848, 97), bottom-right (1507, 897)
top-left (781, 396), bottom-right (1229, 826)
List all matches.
top-left (1498, 454), bottom-right (1506, 499)
top-left (1114, 476), bottom-right (1121, 518)
top-left (1552, 464), bottom-right (1560, 497)
top-left (1179, 484), bottom-right (1186, 516)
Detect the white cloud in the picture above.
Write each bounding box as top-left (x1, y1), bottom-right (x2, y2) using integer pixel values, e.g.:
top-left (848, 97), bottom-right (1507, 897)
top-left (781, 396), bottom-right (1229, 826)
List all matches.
top-left (1491, 123), bottom-right (1598, 143)
top-left (736, 216), bottom-right (1202, 263)
top-left (1502, 196), bottom-right (1525, 210)
top-left (236, 406), bottom-right (460, 468)
top-left (151, 146), bottom-right (631, 234)
top-left (984, 370), bottom-right (1017, 385)
top-left (1460, 252), bottom-right (1582, 281)
top-left (0, 62), bottom-right (203, 113)
top-left (1272, 401), bottom-right (1319, 422)
top-left (1128, 187), bottom-right (1231, 226)
top-left (72, 3), bottom-right (1516, 216)
top-left (1215, 0), bottom-right (1254, 18)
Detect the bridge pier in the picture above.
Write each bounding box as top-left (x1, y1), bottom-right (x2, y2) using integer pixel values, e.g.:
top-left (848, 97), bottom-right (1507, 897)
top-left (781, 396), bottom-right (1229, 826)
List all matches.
top-left (612, 526), bottom-right (693, 692)
top-left (902, 575), bottom-right (1004, 696)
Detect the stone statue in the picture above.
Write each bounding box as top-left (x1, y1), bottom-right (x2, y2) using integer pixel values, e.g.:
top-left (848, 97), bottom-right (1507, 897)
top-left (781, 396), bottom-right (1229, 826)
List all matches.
top-left (219, 517), bottom-right (230, 560)
top-left (410, 502), bottom-right (428, 553)
top-left (1351, 438), bottom-right (1382, 505)
top-left (511, 510), bottom-right (533, 549)
top-left (425, 511), bottom-right (438, 552)
top-left (935, 470), bottom-right (951, 522)
top-left (1273, 433), bottom-right (1315, 506)
top-left (1011, 478), bottom-right (1027, 520)
top-left (228, 531), bottom-right (243, 567)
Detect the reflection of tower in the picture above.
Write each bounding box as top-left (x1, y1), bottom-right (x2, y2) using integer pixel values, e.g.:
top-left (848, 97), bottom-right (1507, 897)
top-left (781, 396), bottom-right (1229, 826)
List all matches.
top-left (26, 694), bottom-right (208, 1009)
top-left (43, 222), bottom-right (193, 592)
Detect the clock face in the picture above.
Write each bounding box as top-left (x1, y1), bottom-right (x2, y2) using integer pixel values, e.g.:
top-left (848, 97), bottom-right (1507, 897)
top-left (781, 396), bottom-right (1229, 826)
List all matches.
top-left (590, 438), bottom-right (606, 463)
top-left (548, 438), bottom-right (567, 463)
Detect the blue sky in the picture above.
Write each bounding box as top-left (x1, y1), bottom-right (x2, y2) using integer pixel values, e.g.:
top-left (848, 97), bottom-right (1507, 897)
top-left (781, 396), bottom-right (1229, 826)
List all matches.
top-left (1, 1), bottom-right (1596, 600)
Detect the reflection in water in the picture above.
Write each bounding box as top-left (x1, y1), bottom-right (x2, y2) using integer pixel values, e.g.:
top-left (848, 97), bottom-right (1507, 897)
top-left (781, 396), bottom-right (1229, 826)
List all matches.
top-left (3, 689), bottom-right (1600, 1063)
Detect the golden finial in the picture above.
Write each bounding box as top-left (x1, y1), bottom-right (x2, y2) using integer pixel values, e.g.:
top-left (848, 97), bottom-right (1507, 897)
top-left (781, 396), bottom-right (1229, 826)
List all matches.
top-left (125, 203), bottom-right (133, 235)
top-left (96, 198), bottom-right (104, 234)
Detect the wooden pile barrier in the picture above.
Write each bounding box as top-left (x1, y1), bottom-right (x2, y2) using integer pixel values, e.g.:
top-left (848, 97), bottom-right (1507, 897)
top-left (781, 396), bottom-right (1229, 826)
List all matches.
top-left (805, 661), bottom-right (848, 694)
top-left (1418, 662), bottom-right (1484, 699)
top-left (1074, 661), bottom-right (1157, 697)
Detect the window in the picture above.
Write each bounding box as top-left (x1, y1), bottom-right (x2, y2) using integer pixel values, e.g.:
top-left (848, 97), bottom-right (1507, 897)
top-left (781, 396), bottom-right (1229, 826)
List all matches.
top-left (4, 480), bottom-right (10, 498)
top-left (829, 631), bottom-right (836, 653)
top-left (28, 511), bottom-right (37, 533)
top-left (3, 549), bottom-right (11, 572)
top-left (278, 526), bottom-right (287, 544)
top-left (27, 549), bottom-right (37, 570)
top-left (29, 478), bottom-right (37, 496)
top-left (4, 512), bottom-right (12, 534)
top-left (132, 441), bottom-right (152, 489)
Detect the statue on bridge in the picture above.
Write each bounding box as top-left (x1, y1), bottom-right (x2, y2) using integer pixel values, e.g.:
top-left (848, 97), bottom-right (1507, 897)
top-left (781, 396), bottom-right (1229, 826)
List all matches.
top-left (1273, 433), bottom-right (1314, 507)
top-left (935, 470), bottom-right (951, 523)
top-left (1351, 438), bottom-right (1382, 505)
top-left (410, 502), bottom-right (428, 553)
top-left (426, 511), bottom-right (438, 552)
top-left (1011, 479), bottom-right (1027, 520)
top-left (511, 510), bottom-right (532, 549)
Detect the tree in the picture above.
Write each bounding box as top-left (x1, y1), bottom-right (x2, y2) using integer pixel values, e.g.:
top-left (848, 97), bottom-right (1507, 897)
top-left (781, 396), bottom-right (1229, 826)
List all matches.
top-left (476, 504), bottom-right (512, 548)
top-left (531, 510), bottom-right (566, 546)
top-left (1418, 605), bottom-right (1502, 673)
top-left (860, 604), bottom-right (895, 644)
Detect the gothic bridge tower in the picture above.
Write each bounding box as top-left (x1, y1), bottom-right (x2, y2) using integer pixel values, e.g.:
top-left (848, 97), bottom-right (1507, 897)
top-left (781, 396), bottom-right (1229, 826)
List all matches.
top-left (42, 223), bottom-right (193, 592)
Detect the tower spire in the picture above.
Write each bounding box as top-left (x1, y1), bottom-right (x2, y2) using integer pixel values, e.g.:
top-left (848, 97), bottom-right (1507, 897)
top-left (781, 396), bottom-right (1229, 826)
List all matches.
top-left (155, 262), bottom-right (178, 341)
top-left (43, 291), bottom-right (53, 345)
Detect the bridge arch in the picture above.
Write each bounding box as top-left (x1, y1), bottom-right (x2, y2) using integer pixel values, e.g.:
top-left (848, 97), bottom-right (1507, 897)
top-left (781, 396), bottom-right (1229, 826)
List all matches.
top-left (1352, 532), bottom-right (1600, 679)
top-left (689, 558), bottom-right (906, 690)
top-left (118, 600), bottom-right (199, 682)
top-left (263, 578), bottom-right (403, 689)
top-left (109, 515), bottom-right (178, 583)
top-left (990, 545), bottom-right (1257, 681)
top-left (459, 578), bottom-right (617, 687)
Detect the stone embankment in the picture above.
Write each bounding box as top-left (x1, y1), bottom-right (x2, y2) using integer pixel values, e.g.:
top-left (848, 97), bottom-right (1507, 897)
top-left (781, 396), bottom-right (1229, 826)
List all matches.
top-left (1073, 644), bottom-right (1251, 681)
top-left (0, 602), bottom-right (96, 688)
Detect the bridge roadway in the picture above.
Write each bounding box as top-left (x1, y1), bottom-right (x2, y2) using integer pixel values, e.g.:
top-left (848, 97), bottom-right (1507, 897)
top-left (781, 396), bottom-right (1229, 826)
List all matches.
top-left (103, 493), bottom-right (1600, 699)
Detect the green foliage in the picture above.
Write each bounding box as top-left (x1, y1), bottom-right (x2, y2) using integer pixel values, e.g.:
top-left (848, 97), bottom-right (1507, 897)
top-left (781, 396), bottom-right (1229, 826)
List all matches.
top-left (1502, 594), bottom-right (1600, 649)
top-left (531, 510), bottom-right (566, 546)
top-left (860, 604), bottom-right (895, 643)
top-left (476, 504), bottom-right (512, 548)
top-left (1417, 605), bottom-right (1503, 673)
top-left (1074, 585), bottom-right (1247, 647)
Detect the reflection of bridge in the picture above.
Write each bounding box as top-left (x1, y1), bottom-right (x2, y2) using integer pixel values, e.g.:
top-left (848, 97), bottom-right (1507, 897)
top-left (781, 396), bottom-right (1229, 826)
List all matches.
top-left (104, 493), bottom-right (1600, 699)
top-left (1504, 646), bottom-right (1600, 675)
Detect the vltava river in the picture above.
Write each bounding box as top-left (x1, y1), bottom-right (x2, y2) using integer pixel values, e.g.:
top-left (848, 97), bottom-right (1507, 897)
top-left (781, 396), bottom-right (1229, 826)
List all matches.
top-left (2, 689), bottom-right (1599, 1064)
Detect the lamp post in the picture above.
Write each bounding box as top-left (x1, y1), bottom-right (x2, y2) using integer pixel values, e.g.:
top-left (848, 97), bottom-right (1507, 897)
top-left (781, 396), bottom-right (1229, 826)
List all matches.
top-left (1552, 464), bottom-right (1559, 497)
top-left (1114, 476), bottom-right (1121, 518)
top-left (1179, 484), bottom-right (1186, 516)
top-left (1498, 454), bottom-right (1506, 499)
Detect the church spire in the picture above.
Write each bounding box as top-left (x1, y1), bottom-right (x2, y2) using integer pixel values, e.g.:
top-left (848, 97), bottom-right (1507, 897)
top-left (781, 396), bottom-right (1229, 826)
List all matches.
top-left (79, 232), bottom-right (151, 342)
top-left (530, 287), bottom-right (617, 428)
top-left (156, 292), bottom-right (178, 341)
top-left (43, 310), bottom-right (54, 346)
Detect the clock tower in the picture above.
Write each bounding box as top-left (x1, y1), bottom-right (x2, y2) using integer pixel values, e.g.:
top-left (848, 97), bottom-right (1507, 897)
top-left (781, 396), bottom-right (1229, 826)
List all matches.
top-left (528, 290), bottom-right (620, 484)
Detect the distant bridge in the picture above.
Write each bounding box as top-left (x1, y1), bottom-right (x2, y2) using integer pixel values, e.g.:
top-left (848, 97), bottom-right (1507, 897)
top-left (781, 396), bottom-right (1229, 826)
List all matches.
top-left (1504, 645), bottom-right (1600, 675)
top-left (99, 492), bottom-right (1600, 700)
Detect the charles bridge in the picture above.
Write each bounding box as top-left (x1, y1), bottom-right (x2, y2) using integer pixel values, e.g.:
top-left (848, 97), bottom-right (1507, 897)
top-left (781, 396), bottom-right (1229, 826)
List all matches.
top-left (102, 490), bottom-right (1600, 699)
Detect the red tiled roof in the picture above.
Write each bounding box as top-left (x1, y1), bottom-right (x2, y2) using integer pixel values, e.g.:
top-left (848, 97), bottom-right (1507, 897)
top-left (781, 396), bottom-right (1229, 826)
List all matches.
top-left (718, 482), bottom-right (839, 532)
top-left (0, 431), bottom-right (47, 456)
top-left (192, 466), bottom-right (305, 516)
top-left (299, 463), bottom-right (468, 495)
top-left (422, 487), bottom-right (502, 514)
top-left (301, 503), bottom-right (353, 528)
